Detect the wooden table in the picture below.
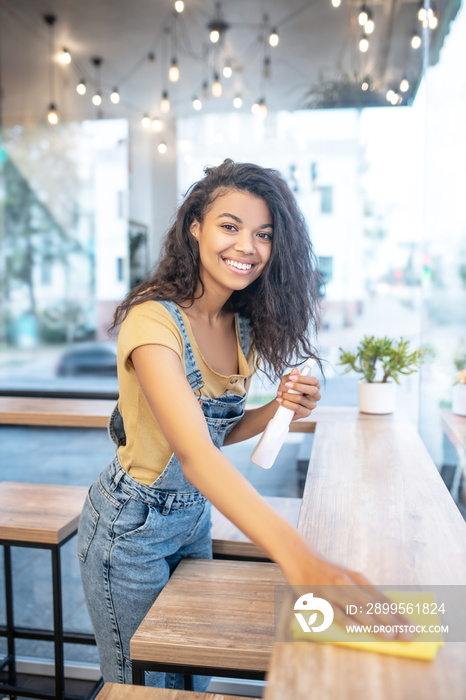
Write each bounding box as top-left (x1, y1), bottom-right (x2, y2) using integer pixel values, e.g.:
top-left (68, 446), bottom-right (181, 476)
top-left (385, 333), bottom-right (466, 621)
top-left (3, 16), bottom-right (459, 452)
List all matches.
top-left (264, 408), bottom-right (466, 700)
top-left (96, 681), bottom-right (253, 699)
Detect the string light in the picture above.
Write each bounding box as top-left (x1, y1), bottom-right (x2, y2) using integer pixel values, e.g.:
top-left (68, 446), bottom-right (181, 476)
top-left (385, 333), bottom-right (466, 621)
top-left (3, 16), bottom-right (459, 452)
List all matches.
top-left (92, 92), bottom-right (102, 106)
top-left (223, 62), bottom-right (232, 78)
top-left (411, 32), bottom-right (422, 49)
top-left (209, 29), bottom-right (220, 43)
top-left (192, 96), bottom-right (202, 110)
top-left (152, 118), bottom-right (163, 131)
top-left (331, 0), bottom-right (341, 7)
top-left (141, 114), bottom-right (151, 128)
top-left (400, 78), bottom-right (410, 92)
top-left (47, 104), bottom-right (59, 125)
top-left (268, 28), bottom-right (279, 47)
top-left (60, 48), bottom-right (71, 64)
top-left (233, 95), bottom-right (243, 108)
top-left (174, 0), bottom-right (184, 12)
top-left (110, 88), bottom-right (120, 104)
top-left (359, 34), bottom-right (370, 52)
top-left (76, 80), bottom-right (86, 95)
top-left (168, 58), bottom-right (180, 82)
top-left (158, 142), bottom-right (168, 154)
top-left (358, 5), bottom-right (369, 26)
top-left (160, 91), bottom-right (170, 113)
top-left (212, 74), bottom-right (222, 97)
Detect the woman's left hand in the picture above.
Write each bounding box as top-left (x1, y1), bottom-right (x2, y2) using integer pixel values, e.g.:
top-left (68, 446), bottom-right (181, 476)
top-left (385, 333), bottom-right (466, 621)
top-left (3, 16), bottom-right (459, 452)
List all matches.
top-left (276, 367), bottom-right (321, 420)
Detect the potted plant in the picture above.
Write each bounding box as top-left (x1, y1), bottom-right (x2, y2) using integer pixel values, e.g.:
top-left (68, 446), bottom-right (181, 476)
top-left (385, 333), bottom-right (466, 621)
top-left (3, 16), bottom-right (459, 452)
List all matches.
top-left (338, 336), bottom-right (429, 414)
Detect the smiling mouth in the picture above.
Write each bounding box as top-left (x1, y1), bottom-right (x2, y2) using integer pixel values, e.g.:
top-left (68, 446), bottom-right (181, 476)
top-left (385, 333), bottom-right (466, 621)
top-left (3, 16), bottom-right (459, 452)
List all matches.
top-left (223, 258), bottom-right (255, 271)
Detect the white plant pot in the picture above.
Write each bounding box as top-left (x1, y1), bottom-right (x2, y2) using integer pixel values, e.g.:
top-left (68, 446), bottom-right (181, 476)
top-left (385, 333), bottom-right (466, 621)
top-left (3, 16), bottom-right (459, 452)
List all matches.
top-left (452, 384), bottom-right (466, 416)
top-left (358, 381), bottom-right (397, 415)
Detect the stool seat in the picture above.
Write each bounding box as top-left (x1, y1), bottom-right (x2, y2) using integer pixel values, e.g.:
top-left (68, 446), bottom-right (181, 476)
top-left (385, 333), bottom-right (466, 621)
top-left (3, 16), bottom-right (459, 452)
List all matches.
top-left (97, 681), bottom-right (254, 699)
top-left (211, 496), bottom-right (301, 559)
top-left (0, 481), bottom-right (88, 544)
top-left (130, 558), bottom-right (285, 680)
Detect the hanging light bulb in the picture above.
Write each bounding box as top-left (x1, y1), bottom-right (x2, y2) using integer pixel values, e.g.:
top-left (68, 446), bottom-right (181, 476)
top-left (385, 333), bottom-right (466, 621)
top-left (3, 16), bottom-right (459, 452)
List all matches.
top-left (223, 62), bottom-right (232, 79)
top-left (76, 80), bottom-right (86, 95)
top-left (174, 0), bottom-right (184, 12)
top-left (210, 29), bottom-right (220, 43)
top-left (92, 91), bottom-right (102, 106)
top-left (263, 56), bottom-right (271, 80)
top-left (258, 99), bottom-right (267, 118)
top-left (158, 142), bottom-right (168, 154)
top-left (251, 102), bottom-right (261, 115)
top-left (212, 74), bottom-right (222, 97)
top-left (152, 117), bottom-right (163, 132)
top-left (168, 59), bottom-right (180, 82)
top-left (47, 103), bottom-right (59, 125)
top-left (160, 91), bottom-right (170, 113)
top-left (358, 5), bottom-right (369, 25)
top-left (60, 48), bottom-right (71, 64)
top-left (400, 78), bottom-right (410, 92)
top-left (418, 3), bottom-right (427, 21)
top-left (359, 34), bottom-right (370, 52)
top-left (192, 96), bottom-right (202, 111)
top-left (365, 15), bottom-right (375, 33)
top-left (233, 95), bottom-right (243, 108)
top-left (428, 14), bottom-right (438, 29)
top-left (386, 89), bottom-right (395, 102)
top-left (268, 28), bottom-right (279, 47)
top-left (411, 32), bottom-right (422, 49)
top-left (141, 114), bottom-right (151, 128)
top-left (331, 0), bottom-right (341, 7)
top-left (110, 88), bottom-right (120, 104)
top-left (361, 81), bottom-right (369, 91)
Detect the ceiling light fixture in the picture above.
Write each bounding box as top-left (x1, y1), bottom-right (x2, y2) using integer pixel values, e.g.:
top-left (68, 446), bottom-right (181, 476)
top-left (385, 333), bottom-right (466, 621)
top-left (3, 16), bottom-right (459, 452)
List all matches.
top-left (152, 118), bottom-right (163, 131)
top-left (359, 34), bottom-right (370, 52)
top-left (76, 80), bottom-right (86, 95)
top-left (60, 48), bottom-right (71, 64)
top-left (110, 88), bottom-right (120, 104)
top-left (91, 57), bottom-right (103, 108)
top-left (212, 73), bottom-right (222, 97)
top-left (400, 78), bottom-right (410, 92)
top-left (43, 14), bottom-right (60, 125)
top-left (233, 95), bottom-right (243, 108)
top-left (268, 28), bottom-right (279, 47)
top-left (141, 114), bottom-right (151, 128)
top-left (168, 58), bottom-right (180, 82)
top-left (174, 1), bottom-right (184, 12)
top-left (358, 5), bottom-right (369, 26)
top-left (331, 0), bottom-right (341, 7)
top-left (158, 142), bottom-right (168, 154)
top-left (411, 31), bottom-right (422, 49)
top-left (207, 2), bottom-right (229, 44)
top-left (192, 96), bottom-right (202, 111)
top-left (160, 91), bottom-right (170, 113)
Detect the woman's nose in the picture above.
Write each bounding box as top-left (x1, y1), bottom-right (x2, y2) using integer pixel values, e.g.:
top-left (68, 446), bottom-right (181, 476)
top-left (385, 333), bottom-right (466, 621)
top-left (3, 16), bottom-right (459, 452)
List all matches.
top-left (234, 230), bottom-right (255, 253)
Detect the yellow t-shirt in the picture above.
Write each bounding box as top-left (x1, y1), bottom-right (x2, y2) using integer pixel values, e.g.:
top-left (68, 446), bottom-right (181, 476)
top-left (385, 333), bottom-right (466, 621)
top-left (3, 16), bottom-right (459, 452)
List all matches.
top-left (116, 300), bottom-right (256, 485)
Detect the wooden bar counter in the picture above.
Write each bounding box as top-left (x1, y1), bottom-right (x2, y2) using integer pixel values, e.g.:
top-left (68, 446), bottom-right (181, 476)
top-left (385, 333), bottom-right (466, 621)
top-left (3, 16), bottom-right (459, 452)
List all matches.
top-left (264, 408), bottom-right (466, 700)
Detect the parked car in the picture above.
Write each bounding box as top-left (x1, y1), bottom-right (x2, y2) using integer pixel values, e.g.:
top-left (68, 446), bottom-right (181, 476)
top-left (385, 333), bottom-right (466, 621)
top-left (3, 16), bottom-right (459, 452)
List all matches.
top-left (56, 342), bottom-right (118, 377)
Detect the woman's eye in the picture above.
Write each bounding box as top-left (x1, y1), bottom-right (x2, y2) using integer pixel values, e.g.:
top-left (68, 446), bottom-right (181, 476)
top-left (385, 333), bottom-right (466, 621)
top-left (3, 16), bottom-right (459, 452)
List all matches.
top-left (257, 231), bottom-right (273, 240)
top-left (222, 224), bottom-right (237, 232)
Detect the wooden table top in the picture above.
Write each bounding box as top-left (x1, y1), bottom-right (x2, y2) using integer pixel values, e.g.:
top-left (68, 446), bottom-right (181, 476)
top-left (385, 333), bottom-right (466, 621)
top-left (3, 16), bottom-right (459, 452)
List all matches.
top-left (0, 396), bottom-right (116, 428)
top-left (96, 682), bottom-right (254, 699)
top-left (0, 482), bottom-right (88, 544)
top-left (264, 410), bottom-right (466, 700)
top-left (130, 558), bottom-right (285, 672)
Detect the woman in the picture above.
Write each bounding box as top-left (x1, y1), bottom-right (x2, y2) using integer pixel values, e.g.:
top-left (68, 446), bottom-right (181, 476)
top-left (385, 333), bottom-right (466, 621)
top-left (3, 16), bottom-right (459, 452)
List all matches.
top-left (77, 160), bottom-right (399, 690)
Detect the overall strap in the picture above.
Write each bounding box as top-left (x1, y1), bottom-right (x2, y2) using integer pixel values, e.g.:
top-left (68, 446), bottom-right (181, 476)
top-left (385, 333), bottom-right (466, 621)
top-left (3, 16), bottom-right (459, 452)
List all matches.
top-left (156, 300), bottom-right (204, 392)
top-left (237, 314), bottom-right (252, 360)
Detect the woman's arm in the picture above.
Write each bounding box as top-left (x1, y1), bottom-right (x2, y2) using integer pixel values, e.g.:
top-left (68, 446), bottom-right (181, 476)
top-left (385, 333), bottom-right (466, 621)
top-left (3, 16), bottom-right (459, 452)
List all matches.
top-left (223, 368), bottom-right (321, 445)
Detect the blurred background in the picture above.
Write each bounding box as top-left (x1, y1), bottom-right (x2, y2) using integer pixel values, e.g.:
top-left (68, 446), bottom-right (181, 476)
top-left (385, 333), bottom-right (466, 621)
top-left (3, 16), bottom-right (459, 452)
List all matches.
top-left (1, 0), bottom-right (466, 684)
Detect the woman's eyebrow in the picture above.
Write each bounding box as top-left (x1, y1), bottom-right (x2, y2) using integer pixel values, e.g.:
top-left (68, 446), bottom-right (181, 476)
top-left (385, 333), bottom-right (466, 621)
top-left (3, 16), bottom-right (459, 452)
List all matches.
top-left (216, 212), bottom-right (273, 228)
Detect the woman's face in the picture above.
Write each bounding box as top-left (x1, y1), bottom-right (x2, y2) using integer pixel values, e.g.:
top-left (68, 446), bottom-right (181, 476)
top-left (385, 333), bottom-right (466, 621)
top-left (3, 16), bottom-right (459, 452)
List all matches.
top-left (190, 189), bottom-right (273, 297)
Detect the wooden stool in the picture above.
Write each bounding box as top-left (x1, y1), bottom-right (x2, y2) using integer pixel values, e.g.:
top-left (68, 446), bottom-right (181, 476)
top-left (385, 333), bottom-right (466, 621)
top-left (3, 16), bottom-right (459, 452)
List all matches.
top-left (211, 496), bottom-right (301, 560)
top-left (130, 558), bottom-right (285, 687)
top-left (96, 681), bottom-right (254, 699)
top-left (0, 481), bottom-right (101, 700)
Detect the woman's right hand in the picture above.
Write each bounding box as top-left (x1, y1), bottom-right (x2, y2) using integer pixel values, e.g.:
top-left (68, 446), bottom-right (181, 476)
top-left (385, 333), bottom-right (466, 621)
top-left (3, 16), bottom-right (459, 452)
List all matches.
top-left (282, 546), bottom-right (414, 641)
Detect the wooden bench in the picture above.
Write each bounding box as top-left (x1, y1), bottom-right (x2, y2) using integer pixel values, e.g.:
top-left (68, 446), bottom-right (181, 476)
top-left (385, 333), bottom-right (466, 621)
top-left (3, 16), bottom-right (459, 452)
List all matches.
top-left (440, 408), bottom-right (466, 504)
top-left (96, 681), bottom-right (254, 699)
top-left (0, 481), bottom-right (100, 700)
top-left (211, 496), bottom-right (301, 560)
top-left (130, 558), bottom-right (285, 686)
top-left (264, 408), bottom-right (466, 700)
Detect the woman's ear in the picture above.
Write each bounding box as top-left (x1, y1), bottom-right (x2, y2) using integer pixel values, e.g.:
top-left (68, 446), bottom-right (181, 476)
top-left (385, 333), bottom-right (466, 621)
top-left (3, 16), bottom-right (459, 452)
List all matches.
top-left (190, 220), bottom-right (200, 239)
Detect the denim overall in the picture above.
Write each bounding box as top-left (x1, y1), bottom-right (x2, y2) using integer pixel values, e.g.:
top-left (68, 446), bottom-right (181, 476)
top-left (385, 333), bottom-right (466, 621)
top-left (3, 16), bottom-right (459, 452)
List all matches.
top-left (77, 301), bottom-right (251, 690)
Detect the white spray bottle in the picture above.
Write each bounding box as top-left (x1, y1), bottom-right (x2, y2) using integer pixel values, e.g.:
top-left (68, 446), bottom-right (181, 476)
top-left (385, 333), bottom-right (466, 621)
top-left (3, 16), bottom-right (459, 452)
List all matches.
top-left (250, 358), bottom-right (315, 470)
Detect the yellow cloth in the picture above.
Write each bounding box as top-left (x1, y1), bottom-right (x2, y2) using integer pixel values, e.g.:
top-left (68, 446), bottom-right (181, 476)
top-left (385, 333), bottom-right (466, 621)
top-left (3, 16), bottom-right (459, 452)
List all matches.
top-left (291, 591), bottom-right (443, 661)
top-left (116, 300), bottom-right (256, 485)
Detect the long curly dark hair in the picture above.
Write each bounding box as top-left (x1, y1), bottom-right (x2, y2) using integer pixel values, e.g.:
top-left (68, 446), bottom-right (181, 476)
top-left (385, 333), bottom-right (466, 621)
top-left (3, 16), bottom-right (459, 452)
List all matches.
top-left (112, 159), bottom-right (322, 381)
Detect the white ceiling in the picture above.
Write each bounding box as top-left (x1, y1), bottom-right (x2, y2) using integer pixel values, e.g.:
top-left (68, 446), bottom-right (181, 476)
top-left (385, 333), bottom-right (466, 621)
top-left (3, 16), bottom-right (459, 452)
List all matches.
top-left (0, 0), bottom-right (454, 126)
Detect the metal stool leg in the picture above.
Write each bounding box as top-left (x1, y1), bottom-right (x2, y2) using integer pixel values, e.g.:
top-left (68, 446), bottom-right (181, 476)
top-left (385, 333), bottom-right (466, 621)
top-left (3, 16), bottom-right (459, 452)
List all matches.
top-left (4, 545), bottom-right (17, 692)
top-left (51, 545), bottom-right (65, 699)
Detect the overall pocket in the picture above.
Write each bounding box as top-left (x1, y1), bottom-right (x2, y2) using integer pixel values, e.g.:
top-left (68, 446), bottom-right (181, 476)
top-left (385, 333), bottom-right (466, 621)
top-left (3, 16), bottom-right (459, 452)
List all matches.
top-left (77, 489), bottom-right (100, 563)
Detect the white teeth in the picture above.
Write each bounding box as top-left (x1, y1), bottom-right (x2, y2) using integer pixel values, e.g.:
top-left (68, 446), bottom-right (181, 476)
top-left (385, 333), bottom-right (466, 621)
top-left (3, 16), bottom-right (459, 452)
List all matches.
top-left (225, 259), bottom-right (253, 270)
